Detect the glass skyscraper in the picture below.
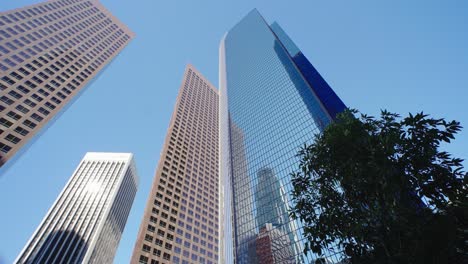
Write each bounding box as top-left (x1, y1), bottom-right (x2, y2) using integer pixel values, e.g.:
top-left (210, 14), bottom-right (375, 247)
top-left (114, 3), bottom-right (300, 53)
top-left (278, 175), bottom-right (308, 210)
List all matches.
top-left (220, 9), bottom-right (346, 263)
top-left (15, 152), bottom-right (139, 264)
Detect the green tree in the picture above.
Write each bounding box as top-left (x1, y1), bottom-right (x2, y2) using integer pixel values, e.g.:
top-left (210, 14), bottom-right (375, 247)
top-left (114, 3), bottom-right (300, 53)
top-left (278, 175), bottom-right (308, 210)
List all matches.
top-left (290, 109), bottom-right (467, 264)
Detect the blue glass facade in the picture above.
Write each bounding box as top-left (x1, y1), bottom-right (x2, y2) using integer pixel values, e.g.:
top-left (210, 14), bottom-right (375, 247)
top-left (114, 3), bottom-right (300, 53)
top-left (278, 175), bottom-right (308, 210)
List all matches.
top-left (220, 9), bottom-right (346, 263)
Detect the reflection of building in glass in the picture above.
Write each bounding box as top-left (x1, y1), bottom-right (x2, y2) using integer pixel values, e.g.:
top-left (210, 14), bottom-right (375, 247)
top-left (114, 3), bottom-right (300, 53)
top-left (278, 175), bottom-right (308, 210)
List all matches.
top-left (15, 152), bottom-right (139, 264)
top-left (255, 167), bottom-right (300, 261)
top-left (231, 123), bottom-right (257, 264)
top-left (255, 167), bottom-right (289, 229)
top-left (0, 0), bottom-right (134, 170)
top-left (131, 65), bottom-right (219, 264)
top-left (219, 9), bottom-right (346, 264)
top-left (256, 223), bottom-right (295, 264)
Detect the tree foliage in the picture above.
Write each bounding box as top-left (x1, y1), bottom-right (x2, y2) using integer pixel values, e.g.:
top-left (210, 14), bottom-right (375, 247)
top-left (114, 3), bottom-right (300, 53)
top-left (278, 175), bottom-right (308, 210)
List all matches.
top-left (290, 109), bottom-right (467, 264)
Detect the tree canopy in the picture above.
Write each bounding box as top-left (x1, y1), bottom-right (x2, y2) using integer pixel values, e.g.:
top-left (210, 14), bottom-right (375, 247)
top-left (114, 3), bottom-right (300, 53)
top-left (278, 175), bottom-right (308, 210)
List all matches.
top-left (290, 109), bottom-right (467, 264)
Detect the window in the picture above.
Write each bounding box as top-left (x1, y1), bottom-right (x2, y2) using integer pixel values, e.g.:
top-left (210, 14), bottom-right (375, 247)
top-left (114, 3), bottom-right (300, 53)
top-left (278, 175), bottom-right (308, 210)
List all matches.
top-left (10, 72), bottom-right (23, 80)
top-left (23, 120), bottom-right (36, 129)
top-left (18, 67), bottom-right (30, 76)
top-left (38, 89), bottom-right (49, 97)
top-left (56, 92), bottom-right (66, 99)
top-left (163, 253), bottom-right (171, 261)
top-left (6, 111), bottom-right (21, 120)
top-left (32, 113), bottom-right (44, 121)
top-left (0, 96), bottom-right (14, 105)
top-left (44, 68), bottom-right (54, 76)
top-left (25, 80), bottom-right (37, 89)
top-left (14, 126), bottom-right (29, 136)
top-left (165, 242), bottom-right (172, 250)
top-left (173, 246), bottom-right (181, 254)
top-left (31, 94), bottom-right (43, 102)
top-left (154, 238), bottom-right (163, 247)
top-left (24, 99), bottom-right (37, 108)
top-left (45, 102), bottom-right (56, 110)
top-left (5, 134), bottom-right (21, 144)
top-left (31, 60), bottom-right (42, 68)
top-left (0, 46), bottom-right (10, 54)
top-left (45, 85), bottom-right (56, 92)
top-left (50, 80), bottom-right (60, 88)
top-left (12, 55), bottom-right (24, 63)
top-left (1, 76), bottom-right (15, 85)
top-left (147, 224), bottom-right (155, 233)
top-left (152, 249), bottom-right (161, 257)
top-left (152, 207), bottom-right (159, 215)
top-left (32, 76), bottom-right (43, 84)
top-left (0, 118), bottom-right (13, 128)
top-left (184, 241), bottom-right (191, 248)
top-left (5, 43), bottom-right (17, 51)
top-left (142, 244), bottom-right (151, 253)
top-left (0, 143), bottom-right (12, 153)
top-left (38, 72), bottom-right (49, 80)
top-left (17, 85), bottom-right (30, 94)
top-left (157, 229), bottom-right (165, 237)
top-left (144, 234), bottom-right (153, 242)
top-left (8, 90), bottom-right (22, 99)
top-left (25, 63), bottom-right (37, 71)
top-left (138, 255), bottom-right (148, 264)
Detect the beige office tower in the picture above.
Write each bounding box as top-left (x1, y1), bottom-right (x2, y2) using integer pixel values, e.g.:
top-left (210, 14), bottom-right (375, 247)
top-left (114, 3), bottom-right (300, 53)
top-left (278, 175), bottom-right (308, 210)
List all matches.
top-left (131, 65), bottom-right (219, 264)
top-left (0, 0), bottom-right (134, 168)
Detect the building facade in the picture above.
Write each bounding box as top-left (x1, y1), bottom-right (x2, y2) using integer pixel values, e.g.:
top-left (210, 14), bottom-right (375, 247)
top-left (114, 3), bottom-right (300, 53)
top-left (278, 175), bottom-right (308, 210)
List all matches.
top-left (131, 65), bottom-right (219, 264)
top-left (220, 9), bottom-right (346, 263)
top-left (0, 0), bottom-right (134, 169)
top-left (15, 152), bottom-right (139, 264)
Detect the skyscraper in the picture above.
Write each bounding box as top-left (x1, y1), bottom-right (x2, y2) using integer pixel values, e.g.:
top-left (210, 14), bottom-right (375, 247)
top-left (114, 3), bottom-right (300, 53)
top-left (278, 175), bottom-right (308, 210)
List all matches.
top-left (0, 0), bottom-right (134, 169)
top-left (220, 9), bottom-right (346, 263)
top-left (131, 65), bottom-right (219, 264)
top-left (15, 152), bottom-right (139, 264)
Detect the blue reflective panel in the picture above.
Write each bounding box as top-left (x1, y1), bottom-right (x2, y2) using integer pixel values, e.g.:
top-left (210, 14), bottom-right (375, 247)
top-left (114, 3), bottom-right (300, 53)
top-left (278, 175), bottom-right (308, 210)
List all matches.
top-left (270, 22), bottom-right (300, 57)
top-left (221, 9), bottom-right (346, 264)
top-left (270, 22), bottom-right (346, 119)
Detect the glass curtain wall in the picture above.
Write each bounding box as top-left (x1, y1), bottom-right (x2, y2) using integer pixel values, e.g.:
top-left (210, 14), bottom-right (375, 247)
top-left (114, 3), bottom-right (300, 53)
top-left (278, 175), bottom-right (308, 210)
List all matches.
top-left (220, 9), bottom-right (345, 264)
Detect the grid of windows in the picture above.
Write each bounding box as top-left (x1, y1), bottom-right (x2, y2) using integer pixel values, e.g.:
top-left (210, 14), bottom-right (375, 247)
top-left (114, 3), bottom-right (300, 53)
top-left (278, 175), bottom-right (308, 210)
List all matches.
top-left (132, 65), bottom-right (219, 264)
top-left (0, 0), bottom-right (134, 167)
top-left (220, 10), bottom-right (345, 264)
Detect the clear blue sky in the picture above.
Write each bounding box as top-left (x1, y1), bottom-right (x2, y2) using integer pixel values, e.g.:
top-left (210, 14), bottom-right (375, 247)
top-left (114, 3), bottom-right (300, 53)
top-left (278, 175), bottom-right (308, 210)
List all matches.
top-left (1, 0), bottom-right (467, 263)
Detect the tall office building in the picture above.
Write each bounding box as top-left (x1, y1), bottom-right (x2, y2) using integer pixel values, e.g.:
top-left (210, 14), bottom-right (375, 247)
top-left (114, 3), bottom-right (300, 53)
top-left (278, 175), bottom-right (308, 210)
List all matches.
top-left (15, 152), bottom-right (139, 264)
top-left (0, 0), bottom-right (134, 169)
top-left (220, 9), bottom-right (346, 263)
top-left (131, 65), bottom-right (219, 264)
